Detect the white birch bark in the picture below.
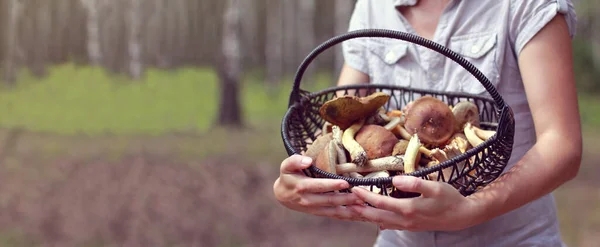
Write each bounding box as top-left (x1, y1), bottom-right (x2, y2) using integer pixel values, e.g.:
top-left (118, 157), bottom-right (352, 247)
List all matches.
top-left (3, 0), bottom-right (23, 83)
top-left (128, 0), bottom-right (143, 79)
top-left (81, 0), bottom-right (103, 65)
top-left (265, 0), bottom-right (283, 86)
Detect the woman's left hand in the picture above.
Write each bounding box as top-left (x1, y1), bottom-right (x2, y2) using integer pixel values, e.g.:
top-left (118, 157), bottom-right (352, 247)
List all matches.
top-left (347, 175), bottom-right (483, 232)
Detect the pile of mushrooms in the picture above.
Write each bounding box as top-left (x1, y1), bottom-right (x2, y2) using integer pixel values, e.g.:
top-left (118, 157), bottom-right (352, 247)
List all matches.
top-left (304, 92), bottom-right (497, 192)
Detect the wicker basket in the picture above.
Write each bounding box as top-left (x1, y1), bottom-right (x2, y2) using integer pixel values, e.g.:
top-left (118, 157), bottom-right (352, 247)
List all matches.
top-left (280, 29), bottom-right (515, 198)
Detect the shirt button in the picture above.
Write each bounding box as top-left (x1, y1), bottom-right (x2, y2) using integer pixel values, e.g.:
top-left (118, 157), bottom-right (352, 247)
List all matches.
top-left (471, 45), bottom-right (481, 54)
top-left (385, 51), bottom-right (396, 64)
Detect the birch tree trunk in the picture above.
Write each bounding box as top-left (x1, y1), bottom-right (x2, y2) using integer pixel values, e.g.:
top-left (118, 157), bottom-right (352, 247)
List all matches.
top-left (3, 0), bottom-right (23, 84)
top-left (296, 0), bottom-right (316, 81)
top-left (128, 0), bottom-right (143, 80)
top-left (217, 0), bottom-right (243, 127)
top-left (265, 0), bottom-right (283, 88)
top-left (334, 0), bottom-right (354, 76)
top-left (81, 0), bottom-right (102, 66)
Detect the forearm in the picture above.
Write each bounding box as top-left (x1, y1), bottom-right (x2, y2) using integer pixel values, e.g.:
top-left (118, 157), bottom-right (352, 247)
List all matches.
top-left (469, 132), bottom-right (582, 224)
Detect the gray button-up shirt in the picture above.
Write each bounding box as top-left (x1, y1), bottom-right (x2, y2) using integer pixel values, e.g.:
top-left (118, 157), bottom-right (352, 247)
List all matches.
top-left (342, 0), bottom-right (577, 246)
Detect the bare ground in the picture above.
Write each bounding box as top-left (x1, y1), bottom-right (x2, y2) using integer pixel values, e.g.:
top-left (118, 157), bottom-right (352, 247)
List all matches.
top-left (0, 127), bottom-right (598, 247)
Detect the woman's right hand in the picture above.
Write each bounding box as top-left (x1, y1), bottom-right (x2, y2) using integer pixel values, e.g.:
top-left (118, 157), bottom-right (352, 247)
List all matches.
top-left (273, 154), bottom-right (366, 221)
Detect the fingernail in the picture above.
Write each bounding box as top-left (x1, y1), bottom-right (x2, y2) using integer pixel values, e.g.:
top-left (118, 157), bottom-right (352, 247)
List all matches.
top-left (339, 182), bottom-right (349, 189)
top-left (355, 200), bottom-right (363, 205)
top-left (301, 157), bottom-right (312, 166)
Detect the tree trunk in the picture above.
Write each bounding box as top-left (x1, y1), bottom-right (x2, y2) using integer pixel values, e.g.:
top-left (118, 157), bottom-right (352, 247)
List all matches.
top-left (265, 0), bottom-right (283, 89)
top-left (296, 0), bottom-right (316, 82)
top-left (217, 0), bottom-right (243, 127)
top-left (81, 0), bottom-right (103, 66)
top-left (2, 0), bottom-right (23, 84)
top-left (128, 0), bottom-right (143, 80)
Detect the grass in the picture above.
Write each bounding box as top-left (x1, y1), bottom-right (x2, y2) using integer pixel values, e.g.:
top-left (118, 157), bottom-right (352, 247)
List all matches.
top-left (0, 64), bottom-right (334, 136)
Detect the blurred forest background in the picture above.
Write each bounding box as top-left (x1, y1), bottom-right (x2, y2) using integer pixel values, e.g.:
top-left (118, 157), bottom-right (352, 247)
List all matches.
top-left (0, 0), bottom-right (598, 246)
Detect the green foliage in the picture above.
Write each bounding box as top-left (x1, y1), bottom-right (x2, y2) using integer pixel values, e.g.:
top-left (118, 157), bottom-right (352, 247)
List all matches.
top-left (0, 63), bottom-right (335, 136)
top-left (572, 37), bottom-right (600, 94)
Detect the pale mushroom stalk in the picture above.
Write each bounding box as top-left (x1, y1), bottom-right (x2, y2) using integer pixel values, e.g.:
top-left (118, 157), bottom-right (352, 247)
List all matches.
top-left (383, 116), bottom-right (402, 130)
top-left (393, 125), bottom-right (413, 140)
top-left (403, 134), bottom-right (421, 174)
top-left (336, 155), bottom-right (404, 174)
top-left (464, 122), bottom-right (484, 147)
top-left (472, 126), bottom-right (496, 140)
top-left (342, 118), bottom-right (368, 166)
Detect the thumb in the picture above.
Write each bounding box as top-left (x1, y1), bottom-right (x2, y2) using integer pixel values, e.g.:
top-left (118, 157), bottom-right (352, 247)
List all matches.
top-left (280, 154), bottom-right (313, 174)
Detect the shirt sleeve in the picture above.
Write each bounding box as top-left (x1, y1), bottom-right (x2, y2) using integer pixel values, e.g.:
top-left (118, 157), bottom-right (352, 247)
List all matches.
top-left (509, 0), bottom-right (578, 56)
top-left (341, 0), bottom-right (370, 74)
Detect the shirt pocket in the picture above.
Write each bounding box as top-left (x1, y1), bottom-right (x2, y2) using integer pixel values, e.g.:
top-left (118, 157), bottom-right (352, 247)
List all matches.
top-left (365, 39), bottom-right (412, 88)
top-left (446, 31), bottom-right (500, 95)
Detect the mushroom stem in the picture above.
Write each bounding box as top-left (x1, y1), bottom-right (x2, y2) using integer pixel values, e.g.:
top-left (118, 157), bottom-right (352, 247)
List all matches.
top-left (464, 122), bottom-right (484, 147)
top-left (322, 122), bottom-right (332, 135)
top-left (403, 134), bottom-right (421, 174)
top-left (384, 117), bottom-right (401, 130)
top-left (349, 172), bottom-right (364, 178)
top-left (392, 124), bottom-right (412, 140)
top-left (332, 125), bottom-right (345, 150)
top-left (327, 141), bottom-right (338, 175)
top-left (473, 126), bottom-right (496, 140)
top-left (361, 171), bottom-right (393, 195)
top-left (336, 155), bottom-right (404, 174)
top-left (342, 118), bottom-right (368, 166)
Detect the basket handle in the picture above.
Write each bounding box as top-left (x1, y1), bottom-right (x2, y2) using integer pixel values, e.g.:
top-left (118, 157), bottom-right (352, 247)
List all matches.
top-left (288, 29), bottom-right (506, 110)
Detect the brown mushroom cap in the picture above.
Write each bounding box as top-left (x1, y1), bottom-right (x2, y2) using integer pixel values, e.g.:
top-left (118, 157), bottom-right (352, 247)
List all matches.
top-left (319, 92), bottom-right (391, 130)
top-left (404, 96), bottom-right (456, 147)
top-left (354, 124), bottom-right (399, 159)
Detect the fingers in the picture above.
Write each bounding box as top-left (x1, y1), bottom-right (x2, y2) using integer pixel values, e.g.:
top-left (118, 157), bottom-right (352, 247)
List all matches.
top-left (311, 206), bottom-right (365, 221)
top-left (350, 186), bottom-right (409, 213)
top-left (299, 192), bottom-right (364, 207)
top-left (280, 154), bottom-right (313, 174)
top-left (347, 204), bottom-right (409, 228)
top-left (295, 176), bottom-right (350, 193)
top-left (392, 176), bottom-right (442, 198)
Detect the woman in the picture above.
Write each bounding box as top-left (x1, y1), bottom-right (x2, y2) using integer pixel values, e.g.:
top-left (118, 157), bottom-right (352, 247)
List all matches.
top-left (273, 0), bottom-right (582, 246)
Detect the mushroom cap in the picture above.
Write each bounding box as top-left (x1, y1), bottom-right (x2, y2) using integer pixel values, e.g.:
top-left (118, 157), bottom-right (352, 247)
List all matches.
top-left (452, 101), bottom-right (480, 132)
top-left (404, 96), bottom-right (456, 147)
top-left (315, 144), bottom-right (334, 173)
top-left (355, 124), bottom-right (398, 159)
top-left (319, 92), bottom-right (391, 130)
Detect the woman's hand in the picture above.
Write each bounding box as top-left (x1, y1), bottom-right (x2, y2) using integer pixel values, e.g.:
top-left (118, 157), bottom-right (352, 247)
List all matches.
top-left (273, 154), bottom-right (366, 221)
top-left (347, 175), bottom-right (483, 232)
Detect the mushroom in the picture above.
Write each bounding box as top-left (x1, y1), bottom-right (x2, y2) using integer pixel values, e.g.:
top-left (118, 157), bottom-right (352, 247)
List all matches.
top-left (392, 139), bottom-right (410, 156)
top-left (464, 122), bottom-right (484, 147)
top-left (386, 109), bottom-right (403, 119)
top-left (452, 101), bottom-right (480, 132)
top-left (336, 155), bottom-right (404, 174)
top-left (322, 122), bottom-right (333, 135)
top-left (404, 96), bottom-right (457, 147)
top-left (391, 124), bottom-right (413, 140)
top-left (473, 126), bottom-right (496, 140)
top-left (384, 117), bottom-right (402, 130)
top-left (303, 133), bottom-right (333, 160)
top-left (319, 92), bottom-right (391, 130)
top-left (403, 134), bottom-right (422, 174)
top-left (355, 124), bottom-right (399, 160)
top-left (448, 133), bottom-right (470, 153)
top-left (342, 118), bottom-right (368, 166)
top-left (315, 140), bottom-right (338, 174)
